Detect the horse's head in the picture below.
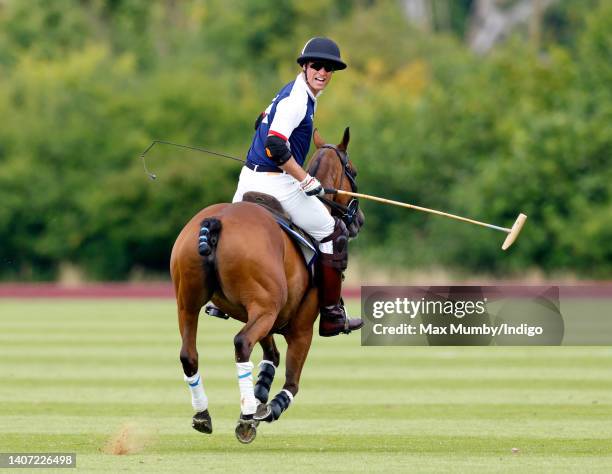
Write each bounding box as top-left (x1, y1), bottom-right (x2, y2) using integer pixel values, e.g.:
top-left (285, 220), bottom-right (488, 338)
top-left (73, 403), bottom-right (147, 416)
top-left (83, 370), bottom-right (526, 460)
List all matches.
top-left (307, 127), bottom-right (365, 238)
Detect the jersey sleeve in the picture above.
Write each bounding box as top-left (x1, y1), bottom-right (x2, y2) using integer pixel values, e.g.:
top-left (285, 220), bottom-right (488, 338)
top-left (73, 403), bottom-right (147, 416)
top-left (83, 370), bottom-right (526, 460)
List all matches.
top-left (268, 92), bottom-right (307, 141)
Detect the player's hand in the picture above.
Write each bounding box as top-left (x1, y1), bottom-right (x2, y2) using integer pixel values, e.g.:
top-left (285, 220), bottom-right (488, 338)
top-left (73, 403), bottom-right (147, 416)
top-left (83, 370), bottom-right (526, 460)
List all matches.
top-left (299, 174), bottom-right (324, 196)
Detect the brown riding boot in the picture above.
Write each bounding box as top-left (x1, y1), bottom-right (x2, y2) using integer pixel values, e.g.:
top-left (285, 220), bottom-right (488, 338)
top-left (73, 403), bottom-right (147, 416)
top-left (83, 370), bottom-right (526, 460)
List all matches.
top-left (318, 264), bottom-right (363, 337)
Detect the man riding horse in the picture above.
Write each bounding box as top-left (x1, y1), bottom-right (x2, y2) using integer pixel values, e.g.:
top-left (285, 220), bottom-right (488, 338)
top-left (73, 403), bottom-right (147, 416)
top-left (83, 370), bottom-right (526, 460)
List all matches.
top-left (209, 37), bottom-right (362, 337)
top-left (172, 38), bottom-right (364, 441)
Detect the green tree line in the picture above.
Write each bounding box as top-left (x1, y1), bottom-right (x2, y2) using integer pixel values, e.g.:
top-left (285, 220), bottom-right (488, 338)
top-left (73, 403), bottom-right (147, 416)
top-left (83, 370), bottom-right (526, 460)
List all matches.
top-left (0, 0), bottom-right (610, 280)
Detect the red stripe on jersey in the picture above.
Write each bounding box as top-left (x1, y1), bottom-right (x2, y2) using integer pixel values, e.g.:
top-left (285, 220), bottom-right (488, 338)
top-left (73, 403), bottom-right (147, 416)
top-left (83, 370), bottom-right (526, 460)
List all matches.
top-left (268, 130), bottom-right (288, 141)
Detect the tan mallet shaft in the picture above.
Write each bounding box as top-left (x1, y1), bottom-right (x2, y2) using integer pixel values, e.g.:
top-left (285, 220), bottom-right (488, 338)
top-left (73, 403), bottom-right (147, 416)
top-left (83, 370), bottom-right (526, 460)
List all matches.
top-left (326, 189), bottom-right (527, 250)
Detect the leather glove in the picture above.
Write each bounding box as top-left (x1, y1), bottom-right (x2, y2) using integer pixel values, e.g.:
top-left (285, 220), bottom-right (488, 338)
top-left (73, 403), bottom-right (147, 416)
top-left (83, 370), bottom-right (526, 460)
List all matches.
top-left (299, 174), bottom-right (324, 196)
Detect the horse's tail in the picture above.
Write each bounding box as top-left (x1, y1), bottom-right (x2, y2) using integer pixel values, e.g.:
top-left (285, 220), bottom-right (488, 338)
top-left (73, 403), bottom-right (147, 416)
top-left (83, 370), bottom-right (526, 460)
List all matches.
top-left (198, 217), bottom-right (222, 289)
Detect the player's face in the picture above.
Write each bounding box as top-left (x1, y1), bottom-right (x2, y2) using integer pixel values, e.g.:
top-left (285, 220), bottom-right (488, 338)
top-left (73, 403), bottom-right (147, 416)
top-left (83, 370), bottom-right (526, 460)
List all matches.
top-left (305, 61), bottom-right (334, 94)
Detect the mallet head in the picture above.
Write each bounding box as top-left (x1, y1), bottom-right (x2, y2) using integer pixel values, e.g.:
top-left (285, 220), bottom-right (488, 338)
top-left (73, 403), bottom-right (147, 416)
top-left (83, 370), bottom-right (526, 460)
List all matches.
top-left (502, 213), bottom-right (527, 250)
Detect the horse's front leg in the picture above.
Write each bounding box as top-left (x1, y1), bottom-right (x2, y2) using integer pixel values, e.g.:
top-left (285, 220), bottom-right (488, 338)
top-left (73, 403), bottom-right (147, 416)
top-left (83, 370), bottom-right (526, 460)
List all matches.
top-left (233, 302), bottom-right (280, 443)
top-left (254, 334), bottom-right (280, 405)
top-left (254, 289), bottom-right (317, 423)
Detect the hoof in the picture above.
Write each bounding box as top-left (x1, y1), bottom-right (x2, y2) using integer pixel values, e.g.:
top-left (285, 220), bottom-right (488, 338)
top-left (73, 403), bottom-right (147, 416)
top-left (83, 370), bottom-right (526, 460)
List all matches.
top-left (235, 416), bottom-right (258, 444)
top-left (253, 403), bottom-right (274, 423)
top-left (192, 409), bottom-right (212, 434)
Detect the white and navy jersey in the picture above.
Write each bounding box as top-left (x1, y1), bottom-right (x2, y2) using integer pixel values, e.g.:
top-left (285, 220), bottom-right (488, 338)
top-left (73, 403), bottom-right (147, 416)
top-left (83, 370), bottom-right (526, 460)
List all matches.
top-left (246, 73), bottom-right (317, 168)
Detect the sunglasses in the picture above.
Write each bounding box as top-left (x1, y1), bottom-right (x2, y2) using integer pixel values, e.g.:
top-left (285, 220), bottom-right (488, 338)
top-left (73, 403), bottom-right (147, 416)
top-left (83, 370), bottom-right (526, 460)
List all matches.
top-left (309, 61), bottom-right (335, 73)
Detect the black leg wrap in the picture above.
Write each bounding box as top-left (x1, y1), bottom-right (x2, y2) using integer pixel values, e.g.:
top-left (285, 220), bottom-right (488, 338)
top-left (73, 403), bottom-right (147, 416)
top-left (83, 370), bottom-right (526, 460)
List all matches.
top-left (254, 390), bottom-right (292, 423)
top-left (254, 363), bottom-right (276, 404)
top-left (268, 391), bottom-right (292, 421)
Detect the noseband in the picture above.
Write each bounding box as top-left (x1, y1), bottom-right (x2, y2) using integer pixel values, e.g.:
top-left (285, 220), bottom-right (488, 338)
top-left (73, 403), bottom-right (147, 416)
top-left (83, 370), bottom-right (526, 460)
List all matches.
top-left (315, 145), bottom-right (360, 227)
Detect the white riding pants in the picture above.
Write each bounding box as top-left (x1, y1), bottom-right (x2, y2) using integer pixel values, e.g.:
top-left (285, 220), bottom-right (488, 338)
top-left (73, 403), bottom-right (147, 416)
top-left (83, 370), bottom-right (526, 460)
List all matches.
top-left (232, 167), bottom-right (335, 253)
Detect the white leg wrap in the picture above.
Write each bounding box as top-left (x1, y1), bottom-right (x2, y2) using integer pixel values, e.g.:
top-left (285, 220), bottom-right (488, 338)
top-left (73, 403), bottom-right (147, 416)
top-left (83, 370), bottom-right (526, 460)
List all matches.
top-left (236, 361), bottom-right (257, 415)
top-left (184, 371), bottom-right (208, 412)
top-left (281, 389), bottom-right (294, 404)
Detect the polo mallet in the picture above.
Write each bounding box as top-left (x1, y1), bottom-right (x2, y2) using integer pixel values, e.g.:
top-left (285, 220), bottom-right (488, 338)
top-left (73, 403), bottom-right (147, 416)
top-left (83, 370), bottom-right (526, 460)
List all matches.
top-left (139, 140), bottom-right (527, 249)
top-left (326, 189), bottom-right (527, 250)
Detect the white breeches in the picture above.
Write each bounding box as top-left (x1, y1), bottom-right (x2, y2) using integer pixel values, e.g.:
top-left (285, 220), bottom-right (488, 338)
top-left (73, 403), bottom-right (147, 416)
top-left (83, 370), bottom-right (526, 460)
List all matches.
top-left (232, 167), bottom-right (335, 252)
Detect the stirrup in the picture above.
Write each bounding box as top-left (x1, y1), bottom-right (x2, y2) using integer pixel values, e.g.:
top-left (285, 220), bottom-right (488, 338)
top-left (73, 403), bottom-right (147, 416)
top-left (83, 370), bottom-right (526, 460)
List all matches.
top-left (319, 303), bottom-right (363, 337)
top-left (336, 299), bottom-right (357, 334)
top-left (204, 303), bottom-right (229, 320)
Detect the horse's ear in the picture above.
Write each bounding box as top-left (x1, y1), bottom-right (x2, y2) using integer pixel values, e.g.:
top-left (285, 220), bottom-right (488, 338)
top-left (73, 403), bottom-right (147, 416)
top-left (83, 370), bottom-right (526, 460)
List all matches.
top-left (339, 126), bottom-right (350, 151)
top-left (313, 128), bottom-right (326, 148)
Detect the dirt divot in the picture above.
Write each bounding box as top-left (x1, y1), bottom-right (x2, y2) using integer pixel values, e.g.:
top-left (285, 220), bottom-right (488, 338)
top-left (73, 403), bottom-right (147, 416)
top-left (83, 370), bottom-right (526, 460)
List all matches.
top-left (103, 422), bottom-right (155, 455)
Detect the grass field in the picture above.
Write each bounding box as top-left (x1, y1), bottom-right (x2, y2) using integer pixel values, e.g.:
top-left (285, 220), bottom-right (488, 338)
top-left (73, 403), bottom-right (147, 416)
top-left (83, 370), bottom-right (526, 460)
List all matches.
top-left (1, 299), bottom-right (611, 473)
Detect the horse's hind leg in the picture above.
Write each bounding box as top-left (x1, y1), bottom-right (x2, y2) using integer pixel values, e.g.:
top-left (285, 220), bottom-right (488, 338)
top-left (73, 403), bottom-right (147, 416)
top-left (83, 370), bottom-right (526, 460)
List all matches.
top-left (177, 305), bottom-right (212, 434)
top-left (174, 265), bottom-right (214, 433)
top-left (171, 206), bottom-right (226, 435)
top-left (254, 335), bottom-right (280, 405)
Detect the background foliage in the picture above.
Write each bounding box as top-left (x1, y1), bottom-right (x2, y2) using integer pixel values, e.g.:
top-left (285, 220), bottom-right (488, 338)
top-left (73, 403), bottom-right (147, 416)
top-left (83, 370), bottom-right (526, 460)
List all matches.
top-left (0, 0), bottom-right (610, 280)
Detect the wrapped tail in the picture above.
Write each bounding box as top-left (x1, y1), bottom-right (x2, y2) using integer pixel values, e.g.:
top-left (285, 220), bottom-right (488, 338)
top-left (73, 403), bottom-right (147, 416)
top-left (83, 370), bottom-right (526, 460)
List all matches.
top-left (198, 218), bottom-right (222, 293)
top-left (198, 218), bottom-right (222, 258)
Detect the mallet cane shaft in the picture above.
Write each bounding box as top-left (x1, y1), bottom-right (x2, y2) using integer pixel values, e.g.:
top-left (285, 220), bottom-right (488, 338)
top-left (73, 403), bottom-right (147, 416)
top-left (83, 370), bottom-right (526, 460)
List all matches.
top-left (325, 188), bottom-right (527, 250)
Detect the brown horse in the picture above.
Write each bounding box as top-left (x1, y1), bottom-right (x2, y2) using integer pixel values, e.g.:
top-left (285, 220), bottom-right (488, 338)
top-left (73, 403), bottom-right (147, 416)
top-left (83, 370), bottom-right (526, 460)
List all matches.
top-left (170, 127), bottom-right (363, 443)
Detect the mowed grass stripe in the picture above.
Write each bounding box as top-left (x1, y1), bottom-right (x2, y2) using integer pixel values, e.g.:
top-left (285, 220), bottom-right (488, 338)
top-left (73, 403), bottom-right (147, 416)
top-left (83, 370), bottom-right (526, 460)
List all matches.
top-left (2, 401), bottom-right (610, 420)
top-left (3, 322), bottom-right (612, 356)
top-left (2, 348), bottom-right (611, 369)
top-left (1, 433), bottom-right (611, 457)
top-left (4, 415), bottom-right (612, 440)
top-left (16, 453), bottom-right (612, 474)
top-left (1, 299), bottom-right (611, 352)
top-left (4, 376), bottom-right (612, 391)
top-left (2, 386), bottom-right (611, 405)
top-left (3, 365), bottom-right (611, 381)
top-left (1, 330), bottom-right (611, 358)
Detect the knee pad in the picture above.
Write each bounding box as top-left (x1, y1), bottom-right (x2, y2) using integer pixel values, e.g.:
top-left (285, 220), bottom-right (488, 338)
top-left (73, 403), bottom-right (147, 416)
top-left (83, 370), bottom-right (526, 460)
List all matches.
top-left (319, 217), bottom-right (349, 271)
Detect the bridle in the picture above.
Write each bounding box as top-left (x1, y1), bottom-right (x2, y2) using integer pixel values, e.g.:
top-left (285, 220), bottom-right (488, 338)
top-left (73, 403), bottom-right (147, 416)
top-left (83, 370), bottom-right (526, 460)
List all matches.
top-left (312, 145), bottom-right (360, 227)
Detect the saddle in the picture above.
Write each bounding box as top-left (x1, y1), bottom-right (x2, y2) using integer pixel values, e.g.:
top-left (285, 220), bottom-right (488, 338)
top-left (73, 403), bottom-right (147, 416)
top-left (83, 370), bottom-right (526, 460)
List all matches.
top-left (242, 192), bottom-right (318, 270)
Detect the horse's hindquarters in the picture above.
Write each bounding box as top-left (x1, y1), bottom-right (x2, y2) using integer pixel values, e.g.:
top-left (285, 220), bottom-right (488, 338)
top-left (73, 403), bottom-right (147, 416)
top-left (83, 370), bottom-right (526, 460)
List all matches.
top-left (170, 203), bottom-right (231, 311)
top-left (213, 202), bottom-right (292, 311)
